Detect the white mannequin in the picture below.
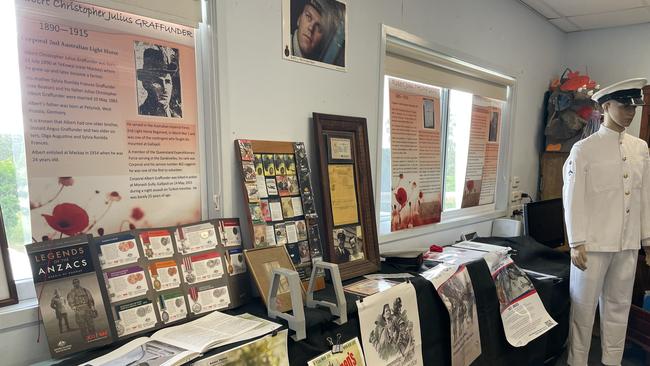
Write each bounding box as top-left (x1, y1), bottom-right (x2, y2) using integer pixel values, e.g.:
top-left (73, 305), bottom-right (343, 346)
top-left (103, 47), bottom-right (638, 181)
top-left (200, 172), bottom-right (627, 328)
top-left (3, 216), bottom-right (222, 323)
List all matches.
top-left (563, 79), bottom-right (650, 366)
top-left (571, 100), bottom-right (650, 270)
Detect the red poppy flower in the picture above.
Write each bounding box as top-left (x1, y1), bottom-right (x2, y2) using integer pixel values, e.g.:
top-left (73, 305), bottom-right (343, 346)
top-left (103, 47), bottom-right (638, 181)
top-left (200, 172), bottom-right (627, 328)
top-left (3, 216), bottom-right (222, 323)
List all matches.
top-left (42, 203), bottom-right (89, 236)
top-left (107, 191), bottom-right (122, 202)
top-left (466, 180), bottom-right (474, 191)
top-left (131, 207), bottom-right (145, 221)
top-left (395, 187), bottom-right (407, 206)
top-left (58, 177), bottom-right (74, 187)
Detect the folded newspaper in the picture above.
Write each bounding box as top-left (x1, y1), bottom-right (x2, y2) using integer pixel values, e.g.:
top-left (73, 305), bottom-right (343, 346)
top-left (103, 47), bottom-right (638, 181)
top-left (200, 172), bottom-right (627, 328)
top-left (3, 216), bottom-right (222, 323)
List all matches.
top-left (86, 312), bottom-right (281, 366)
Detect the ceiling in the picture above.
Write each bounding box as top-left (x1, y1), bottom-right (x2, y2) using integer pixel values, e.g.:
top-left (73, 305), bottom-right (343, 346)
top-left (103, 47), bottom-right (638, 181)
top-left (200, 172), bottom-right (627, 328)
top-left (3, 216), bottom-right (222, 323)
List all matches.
top-left (519, 0), bottom-right (650, 32)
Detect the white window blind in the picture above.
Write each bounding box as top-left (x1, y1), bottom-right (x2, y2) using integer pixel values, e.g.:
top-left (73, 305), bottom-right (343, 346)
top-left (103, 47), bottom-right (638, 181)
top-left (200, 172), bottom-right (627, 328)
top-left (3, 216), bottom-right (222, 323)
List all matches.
top-left (385, 38), bottom-right (511, 101)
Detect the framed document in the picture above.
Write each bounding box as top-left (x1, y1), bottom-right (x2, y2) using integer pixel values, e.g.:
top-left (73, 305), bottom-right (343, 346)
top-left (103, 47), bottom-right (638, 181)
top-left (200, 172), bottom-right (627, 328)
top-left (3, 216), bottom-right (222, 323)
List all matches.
top-left (0, 206), bottom-right (18, 308)
top-left (314, 113), bottom-right (380, 280)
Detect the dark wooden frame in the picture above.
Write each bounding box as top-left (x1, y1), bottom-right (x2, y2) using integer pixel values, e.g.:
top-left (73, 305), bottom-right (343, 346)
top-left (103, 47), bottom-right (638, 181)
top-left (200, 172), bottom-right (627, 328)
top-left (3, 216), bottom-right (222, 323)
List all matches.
top-left (313, 113), bottom-right (380, 280)
top-left (0, 206), bottom-right (19, 307)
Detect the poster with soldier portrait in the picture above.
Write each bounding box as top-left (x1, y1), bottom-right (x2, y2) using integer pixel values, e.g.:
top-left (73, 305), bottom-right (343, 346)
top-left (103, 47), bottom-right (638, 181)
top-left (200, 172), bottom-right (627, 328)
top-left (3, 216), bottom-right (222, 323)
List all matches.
top-left (282, 0), bottom-right (347, 71)
top-left (357, 282), bottom-right (423, 366)
top-left (483, 252), bottom-right (557, 347)
top-left (27, 236), bottom-right (113, 358)
top-left (422, 264), bottom-right (481, 366)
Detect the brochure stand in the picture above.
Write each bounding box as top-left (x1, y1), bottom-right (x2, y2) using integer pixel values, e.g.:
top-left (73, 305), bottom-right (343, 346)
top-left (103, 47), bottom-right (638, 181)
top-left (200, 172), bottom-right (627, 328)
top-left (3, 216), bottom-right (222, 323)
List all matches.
top-left (306, 262), bottom-right (347, 325)
top-left (267, 268), bottom-right (306, 341)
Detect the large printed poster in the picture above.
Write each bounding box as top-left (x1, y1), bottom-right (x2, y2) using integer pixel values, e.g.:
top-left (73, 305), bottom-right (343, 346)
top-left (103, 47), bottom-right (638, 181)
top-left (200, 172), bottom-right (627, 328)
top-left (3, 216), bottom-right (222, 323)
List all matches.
top-left (422, 264), bottom-right (481, 366)
top-left (483, 252), bottom-right (557, 347)
top-left (357, 282), bottom-right (423, 366)
top-left (16, 1), bottom-right (201, 240)
top-left (389, 78), bottom-right (442, 232)
top-left (461, 96), bottom-right (502, 208)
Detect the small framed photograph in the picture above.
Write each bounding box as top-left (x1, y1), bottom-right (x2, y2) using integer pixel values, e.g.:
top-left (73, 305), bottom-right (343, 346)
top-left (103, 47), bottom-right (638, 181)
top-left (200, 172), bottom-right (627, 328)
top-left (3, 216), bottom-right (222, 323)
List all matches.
top-left (423, 98), bottom-right (435, 129)
top-left (282, 0), bottom-right (347, 71)
top-left (244, 246), bottom-right (301, 313)
top-left (328, 135), bottom-right (353, 161)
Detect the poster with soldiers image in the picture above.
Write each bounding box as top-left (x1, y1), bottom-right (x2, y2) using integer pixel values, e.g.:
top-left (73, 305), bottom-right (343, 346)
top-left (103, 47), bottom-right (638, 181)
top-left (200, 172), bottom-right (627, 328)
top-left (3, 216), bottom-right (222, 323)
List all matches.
top-left (483, 252), bottom-right (557, 347)
top-left (27, 235), bottom-right (113, 358)
top-left (357, 282), bottom-right (423, 366)
top-left (422, 264), bottom-right (481, 366)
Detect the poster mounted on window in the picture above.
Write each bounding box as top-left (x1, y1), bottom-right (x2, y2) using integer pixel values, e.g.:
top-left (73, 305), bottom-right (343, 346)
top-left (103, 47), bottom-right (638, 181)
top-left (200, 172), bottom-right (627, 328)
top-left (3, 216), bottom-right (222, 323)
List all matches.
top-left (461, 96), bottom-right (503, 208)
top-left (15, 1), bottom-right (201, 241)
top-left (0, 207), bottom-right (18, 308)
top-left (282, 0), bottom-right (347, 71)
top-left (388, 77), bottom-right (443, 232)
top-left (314, 113), bottom-right (380, 280)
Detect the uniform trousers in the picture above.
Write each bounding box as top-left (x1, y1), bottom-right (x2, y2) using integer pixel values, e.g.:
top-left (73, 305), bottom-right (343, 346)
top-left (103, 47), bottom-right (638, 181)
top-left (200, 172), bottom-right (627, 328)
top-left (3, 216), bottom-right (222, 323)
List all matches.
top-left (568, 249), bottom-right (638, 366)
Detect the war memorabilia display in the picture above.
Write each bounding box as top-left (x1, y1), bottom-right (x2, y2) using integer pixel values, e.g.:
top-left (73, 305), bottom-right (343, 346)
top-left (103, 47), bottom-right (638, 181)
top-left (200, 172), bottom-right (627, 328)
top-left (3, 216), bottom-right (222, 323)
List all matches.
top-left (235, 139), bottom-right (325, 290)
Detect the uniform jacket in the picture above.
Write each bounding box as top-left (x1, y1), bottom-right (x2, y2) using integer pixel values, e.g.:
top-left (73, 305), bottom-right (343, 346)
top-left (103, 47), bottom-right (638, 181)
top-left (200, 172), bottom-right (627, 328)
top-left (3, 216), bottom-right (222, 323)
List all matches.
top-left (563, 124), bottom-right (650, 252)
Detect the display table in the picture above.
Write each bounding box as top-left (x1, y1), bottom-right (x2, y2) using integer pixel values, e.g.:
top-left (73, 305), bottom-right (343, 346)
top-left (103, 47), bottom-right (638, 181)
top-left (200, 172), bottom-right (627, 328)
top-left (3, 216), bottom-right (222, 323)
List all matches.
top-left (45, 236), bottom-right (570, 366)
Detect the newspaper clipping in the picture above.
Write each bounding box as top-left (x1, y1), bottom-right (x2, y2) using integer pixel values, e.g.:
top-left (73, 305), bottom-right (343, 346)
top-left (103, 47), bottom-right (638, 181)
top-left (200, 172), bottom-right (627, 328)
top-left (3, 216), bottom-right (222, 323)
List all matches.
top-left (483, 252), bottom-right (557, 347)
top-left (422, 264), bottom-right (481, 366)
top-left (356, 282), bottom-right (423, 366)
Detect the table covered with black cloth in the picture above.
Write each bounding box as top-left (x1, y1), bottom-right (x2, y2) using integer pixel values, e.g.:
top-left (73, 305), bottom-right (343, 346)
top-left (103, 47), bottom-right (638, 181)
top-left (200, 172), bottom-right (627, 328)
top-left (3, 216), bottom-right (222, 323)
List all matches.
top-left (49, 236), bottom-right (570, 366)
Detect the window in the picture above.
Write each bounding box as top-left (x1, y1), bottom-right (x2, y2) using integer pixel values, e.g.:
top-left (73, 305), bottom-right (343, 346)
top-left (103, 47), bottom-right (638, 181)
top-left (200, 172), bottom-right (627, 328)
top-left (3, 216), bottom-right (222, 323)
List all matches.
top-left (377, 27), bottom-right (514, 238)
top-left (1, 0), bottom-right (32, 281)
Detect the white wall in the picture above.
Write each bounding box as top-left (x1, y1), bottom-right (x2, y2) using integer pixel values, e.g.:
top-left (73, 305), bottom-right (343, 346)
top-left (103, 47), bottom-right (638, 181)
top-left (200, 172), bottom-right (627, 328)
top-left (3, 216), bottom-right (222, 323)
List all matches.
top-left (565, 23), bottom-right (650, 137)
top-left (215, 0), bottom-right (565, 251)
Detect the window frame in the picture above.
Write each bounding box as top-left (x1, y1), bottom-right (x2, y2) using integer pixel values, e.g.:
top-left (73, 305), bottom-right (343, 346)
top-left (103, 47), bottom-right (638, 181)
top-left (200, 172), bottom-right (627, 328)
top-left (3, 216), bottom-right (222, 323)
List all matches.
top-left (375, 25), bottom-right (517, 245)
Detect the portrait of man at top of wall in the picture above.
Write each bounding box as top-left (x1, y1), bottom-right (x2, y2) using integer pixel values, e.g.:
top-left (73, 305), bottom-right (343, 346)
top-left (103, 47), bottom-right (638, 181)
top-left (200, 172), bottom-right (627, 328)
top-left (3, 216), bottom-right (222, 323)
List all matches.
top-left (284, 0), bottom-right (346, 69)
top-left (134, 41), bottom-right (183, 118)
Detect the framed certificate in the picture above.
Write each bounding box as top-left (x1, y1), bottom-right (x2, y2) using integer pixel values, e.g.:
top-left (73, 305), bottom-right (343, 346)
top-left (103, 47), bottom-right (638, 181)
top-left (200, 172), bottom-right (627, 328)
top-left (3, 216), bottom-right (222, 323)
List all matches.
top-left (314, 113), bottom-right (380, 280)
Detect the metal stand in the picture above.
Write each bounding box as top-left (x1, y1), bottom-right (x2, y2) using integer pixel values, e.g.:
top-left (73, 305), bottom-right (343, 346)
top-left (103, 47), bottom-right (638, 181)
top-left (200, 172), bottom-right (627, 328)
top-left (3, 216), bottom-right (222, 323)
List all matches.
top-left (306, 262), bottom-right (347, 325)
top-left (267, 268), bottom-right (306, 341)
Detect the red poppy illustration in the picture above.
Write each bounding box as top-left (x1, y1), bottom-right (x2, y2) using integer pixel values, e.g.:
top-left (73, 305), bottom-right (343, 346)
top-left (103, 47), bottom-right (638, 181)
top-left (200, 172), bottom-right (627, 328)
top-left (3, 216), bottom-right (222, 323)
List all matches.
top-left (42, 203), bottom-right (89, 236)
top-left (58, 177), bottom-right (74, 187)
top-left (131, 207), bottom-right (145, 221)
top-left (395, 187), bottom-right (407, 206)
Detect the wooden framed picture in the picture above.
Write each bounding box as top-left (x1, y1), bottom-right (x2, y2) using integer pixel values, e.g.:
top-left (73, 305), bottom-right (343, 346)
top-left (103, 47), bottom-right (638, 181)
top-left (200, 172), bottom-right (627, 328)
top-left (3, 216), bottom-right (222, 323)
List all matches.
top-left (244, 246), bottom-right (302, 313)
top-left (313, 113), bottom-right (380, 280)
top-left (0, 206), bottom-right (19, 307)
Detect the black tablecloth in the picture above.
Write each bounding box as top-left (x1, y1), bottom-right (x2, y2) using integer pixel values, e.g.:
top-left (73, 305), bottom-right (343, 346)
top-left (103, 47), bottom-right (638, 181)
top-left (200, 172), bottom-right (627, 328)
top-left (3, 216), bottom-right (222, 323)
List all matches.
top-left (52, 236), bottom-right (570, 366)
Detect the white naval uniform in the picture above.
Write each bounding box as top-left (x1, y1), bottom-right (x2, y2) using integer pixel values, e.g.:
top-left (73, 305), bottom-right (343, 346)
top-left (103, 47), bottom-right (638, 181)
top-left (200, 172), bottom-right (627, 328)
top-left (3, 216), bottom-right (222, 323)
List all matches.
top-left (562, 125), bottom-right (650, 366)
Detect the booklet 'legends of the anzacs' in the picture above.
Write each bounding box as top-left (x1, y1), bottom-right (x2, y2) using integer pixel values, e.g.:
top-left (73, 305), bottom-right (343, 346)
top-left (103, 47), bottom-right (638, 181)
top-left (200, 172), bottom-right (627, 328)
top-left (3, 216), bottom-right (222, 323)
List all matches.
top-left (27, 235), bottom-right (113, 358)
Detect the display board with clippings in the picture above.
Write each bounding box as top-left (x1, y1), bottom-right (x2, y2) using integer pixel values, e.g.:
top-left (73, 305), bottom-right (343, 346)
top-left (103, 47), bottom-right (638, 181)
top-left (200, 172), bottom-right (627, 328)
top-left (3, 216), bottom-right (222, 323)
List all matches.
top-left (235, 140), bottom-right (325, 291)
top-left (93, 218), bottom-right (250, 339)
